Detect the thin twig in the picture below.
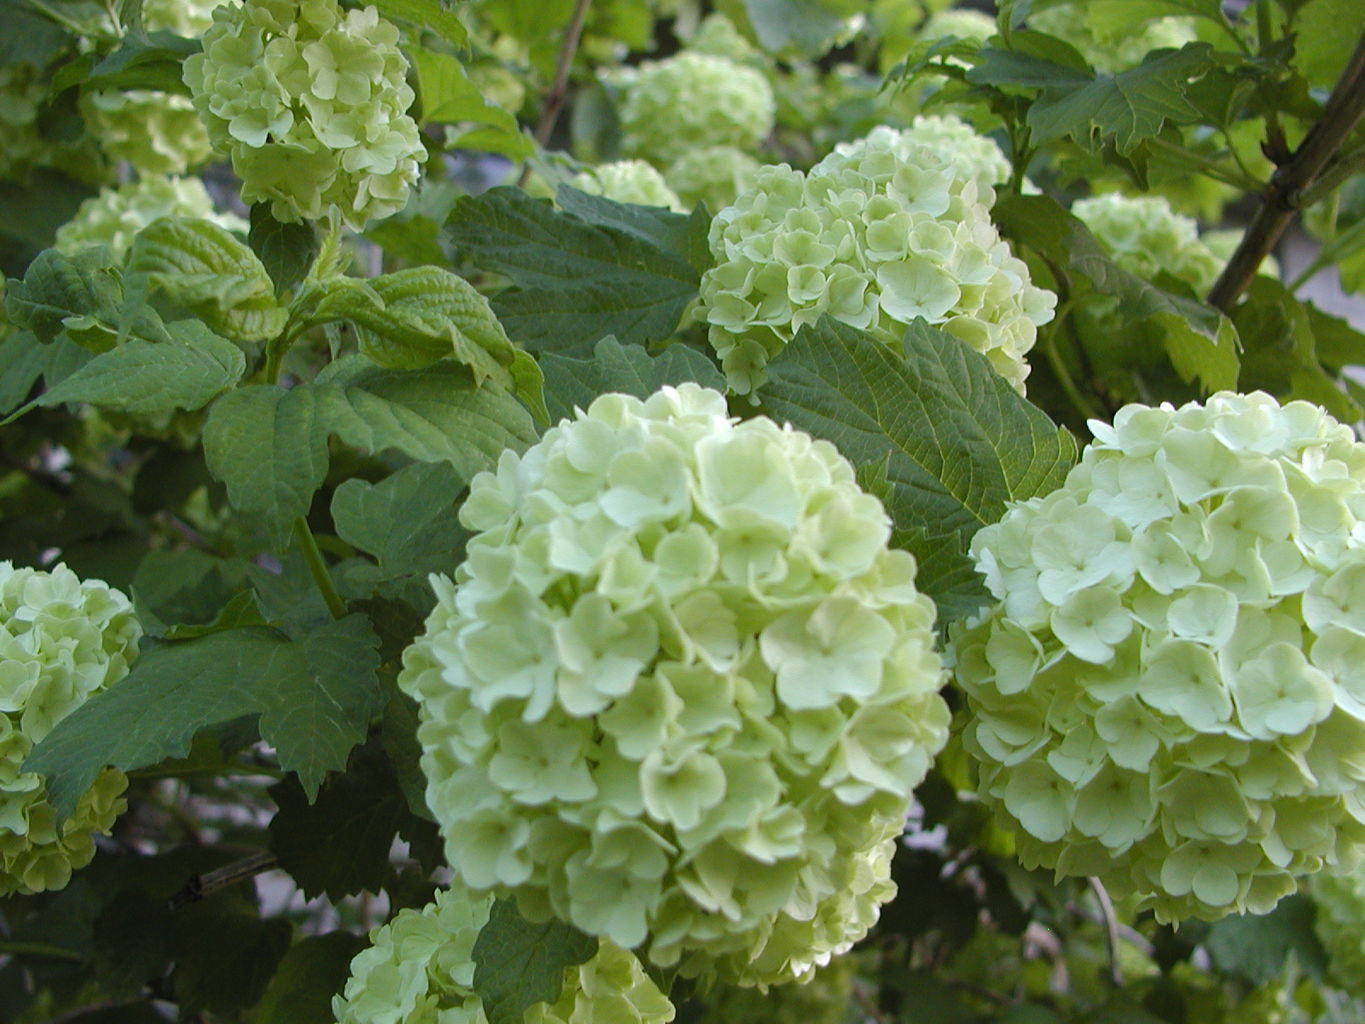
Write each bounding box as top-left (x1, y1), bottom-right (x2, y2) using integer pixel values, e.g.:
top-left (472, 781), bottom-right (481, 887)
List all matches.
top-left (167, 851), bottom-right (278, 909)
top-left (1087, 877), bottom-right (1124, 987)
top-left (534, 0), bottom-right (593, 147)
top-left (1208, 28), bottom-right (1365, 311)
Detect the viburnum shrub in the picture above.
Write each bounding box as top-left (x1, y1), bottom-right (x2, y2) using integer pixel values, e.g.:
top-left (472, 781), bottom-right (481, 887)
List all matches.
top-left (4, 0), bottom-right (1365, 1020)
top-left (0, 563), bottom-right (140, 896)
top-left (398, 383), bottom-right (949, 984)
top-left (951, 391), bottom-right (1365, 921)
top-left (697, 125), bottom-right (1056, 395)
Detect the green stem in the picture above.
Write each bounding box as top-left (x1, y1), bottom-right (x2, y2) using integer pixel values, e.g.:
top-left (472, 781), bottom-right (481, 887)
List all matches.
top-left (128, 760), bottom-right (287, 782)
top-left (0, 940), bottom-right (84, 962)
top-left (1144, 136), bottom-right (1263, 193)
top-left (295, 517), bottom-right (347, 620)
top-left (1288, 215), bottom-right (1365, 290)
top-left (1042, 327), bottom-right (1104, 423)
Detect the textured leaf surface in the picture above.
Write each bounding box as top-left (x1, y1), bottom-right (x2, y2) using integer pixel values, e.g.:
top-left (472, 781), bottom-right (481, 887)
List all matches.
top-left (472, 900), bottom-right (598, 1024)
top-left (371, 0), bottom-right (468, 48)
top-left (539, 336), bottom-right (725, 422)
top-left (3, 246), bottom-right (165, 351)
top-left (26, 615), bottom-right (382, 818)
top-left (254, 932), bottom-right (367, 1024)
top-left (411, 48), bottom-right (531, 158)
top-left (758, 317), bottom-right (1078, 624)
top-left (445, 186), bottom-right (707, 355)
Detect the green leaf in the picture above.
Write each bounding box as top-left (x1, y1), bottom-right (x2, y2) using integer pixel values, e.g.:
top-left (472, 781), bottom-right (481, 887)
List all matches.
top-left (172, 911), bottom-right (293, 1015)
top-left (0, 329), bottom-right (55, 413)
top-left (370, 0), bottom-right (468, 48)
top-left (411, 48), bottom-right (532, 159)
top-left (0, 4), bottom-right (71, 68)
top-left (1293, 0), bottom-right (1358, 88)
top-left (203, 384), bottom-right (331, 538)
top-left (970, 42), bottom-right (1214, 154)
top-left (556, 185), bottom-right (711, 274)
top-left (472, 900), bottom-right (598, 1024)
top-left (81, 30), bottom-right (201, 93)
top-left (539, 335), bottom-right (725, 422)
top-left (757, 316), bottom-right (1078, 626)
top-left (4, 246), bottom-right (163, 351)
top-left (1204, 894), bottom-right (1328, 984)
top-left (732, 0), bottom-right (860, 58)
top-left (248, 204), bottom-right (318, 298)
top-left (25, 614), bottom-right (383, 818)
top-left (254, 932), bottom-right (367, 1024)
top-left (17, 320), bottom-right (244, 418)
top-left (126, 216), bottom-right (288, 343)
top-left (445, 186), bottom-right (707, 356)
top-left (268, 740), bottom-right (427, 900)
top-left (315, 356), bottom-right (538, 479)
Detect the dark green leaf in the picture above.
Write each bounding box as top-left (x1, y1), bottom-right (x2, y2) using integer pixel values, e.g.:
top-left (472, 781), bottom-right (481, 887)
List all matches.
top-left (1203, 895), bottom-right (1328, 984)
top-left (411, 47), bottom-right (531, 159)
top-left (172, 911), bottom-right (292, 1015)
top-left (371, 0), bottom-right (469, 48)
top-left (539, 335), bottom-right (725, 422)
top-left (472, 900), bottom-right (598, 1024)
top-left (445, 186), bottom-right (706, 356)
top-left (83, 30), bottom-right (201, 94)
top-left (25, 614), bottom-right (382, 818)
top-left (757, 317), bottom-right (1077, 626)
top-left (4, 246), bottom-right (147, 351)
top-left (254, 932), bottom-right (367, 1024)
top-left (249, 204), bottom-right (318, 298)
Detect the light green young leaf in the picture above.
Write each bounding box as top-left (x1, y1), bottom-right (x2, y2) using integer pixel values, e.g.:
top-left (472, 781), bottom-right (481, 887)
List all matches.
top-left (1294, 0), bottom-right (1358, 89)
top-left (203, 384), bottom-right (331, 538)
top-left (25, 615), bottom-right (382, 818)
top-left (370, 0), bottom-right (469, 49)
top-left (472, 899), bottom-right (598, 1024)
top-left (411, 48), bottom-right (532, 159)
top-left (445, 186), bottom-right (708, 356)
top-left (316, 356), bottom-right (538, 478)
top-left (735, 0), bottom-right (860, 58)
top-left (539, 335), bottom-right (725, 422)
top-left (127, 217), bottom-right (288, 343)
top-left (757, 316), bottom-right (1078, 623)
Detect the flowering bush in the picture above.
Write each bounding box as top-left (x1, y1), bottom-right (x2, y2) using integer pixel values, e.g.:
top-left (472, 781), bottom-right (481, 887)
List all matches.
top-left (53, 174), bottom-right (246, 260)
top-left (1072, 193), bottom-right (1225, 295)
top-left (333, 887), bottom-right (674, 1024)
top-left (568, 160), bottom-right (684, 211)
top-left (0, 563), bottom-right (141, 896)
top-left (183, 0), bottom-right (425, 228)
top-left (398, 383), bottom-right (949, 984)
top-left (697, 126), bottom-right (1056, 395)
top-left (951, 391), bottom-right (1365, 922)
top-left (619, 52), bottom-right (775, 165)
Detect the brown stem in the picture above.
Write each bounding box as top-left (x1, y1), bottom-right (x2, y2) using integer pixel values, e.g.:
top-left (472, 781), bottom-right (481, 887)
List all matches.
top-left (1207, 28), bottom-right (1365, 311)
top-left (534, 0), bottom-right (592, 148)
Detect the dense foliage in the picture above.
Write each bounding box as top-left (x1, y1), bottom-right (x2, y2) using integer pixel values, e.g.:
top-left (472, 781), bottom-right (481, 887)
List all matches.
top-left (1, 0), bottom-right (1365, 1022)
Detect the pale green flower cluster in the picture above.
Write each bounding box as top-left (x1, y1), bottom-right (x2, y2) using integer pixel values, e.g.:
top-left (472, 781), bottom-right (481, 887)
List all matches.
top-left (1311, 870), bottom-right (1365, 996)
top-left (895, 115), bottom-right (1012, 200)
top-left (568, 160), bottom-right (684, 211)
top-left (82, 90), bottom-right (214, 175)
top-left (686, 12), bottom-right (763, 65)
top-left (142, 0), bottom-right (223, 35)
top-left (54, 174), bottom-right (247, 261)
top-left (0, 562), bottom-right (141, 896)
top-left (664, 146), bottom-right (761, 213)
top-left (1028, 3), bottom-right (1198, 72)
top-left (183, 0), bottom-right (425, 229)
top-left (1073, 193), bottom-right (1224, 295)
top-left (951, 391), bottom-right (1365, 922)
top-left (697, 126), bottom-right (1056, 395)
top-left (619, 52), bottom-right (775, 165)
top-left (399, 384), bottom-right (949, 985)
top-left (333, 887), bottom-right (674, 1024)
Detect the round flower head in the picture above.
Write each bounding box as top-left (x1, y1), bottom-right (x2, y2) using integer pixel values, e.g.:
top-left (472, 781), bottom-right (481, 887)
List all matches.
top-left (568, 160), bottom-right (684, 211)
top-left (398, 384), bottom-right (949, 985)
top-left (686, 13), bottom-right (764, 65)
top-left (894, 115), bottom-right (1012, 201)
top-left (183, 0), bottom-right (425, 229)
top-left (697, 126), bottom-right (1056, 395)
top-left (82, 89), bottom-right (214, 175)
top-left (54, 174), bottom-right (247, 261)
top-left (333, 887), bottom-right (674, 1024)
top-left (619, 52), bottom-right (775, 166)
top-left (1028, 3), bottom-right (1198, 72)
top-left (1072, 193), bottom-right (1224, 295)
top-left (0, 562), bottom-right (142, 896)
top-left (1311, 869), bottom-right (1365, 996)
top-left (950, 391), bottom-right (1365, 923)
top-left (666, 145), bottom-right (763, 213)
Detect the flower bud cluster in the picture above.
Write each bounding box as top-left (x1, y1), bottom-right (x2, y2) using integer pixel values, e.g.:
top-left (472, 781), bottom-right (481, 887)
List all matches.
top-left (568, 160), bottom-right (684, 211)
top-left (951, 392), bottom-right (1365, 921)
top-left (1072, 193), bottom-right (1224, 295)
top-left (333, 887), bottom-right (674, 1024)
top-left (54, 174), bottom-right (247, 260)
top-left (698, 125), bottom-right (1056, 395)
top-left (399, 384), bottom-right (949, 984)
top-left (0, 562), bottom-right (141, 896)
top-left (619, 52), bottom-right (775, 166)
top-left (183, 0), bottom-right (425, 229)
top-left (1028, 3), bottom-right (1198, 71)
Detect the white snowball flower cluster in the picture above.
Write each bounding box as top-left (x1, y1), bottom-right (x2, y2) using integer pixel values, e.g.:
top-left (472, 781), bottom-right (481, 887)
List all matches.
top-left (568, 160), bottom-right (684, 211)
top-left (0, 562), bottom-right (142, 896)
top-left (895, 115), bottom-right (1012, 200)
top-left (697, 126), bottom-right (1056, 395)
top-left (665, 146), bottom-right (761, 213)
top-left (1072, 193), bottom-right (1224, 295)
top-left (183, 0), bottom-right (425, 229)
top-left (951, 391), bottom-right (1365, 923)
top-left (619, 52), bottom-right (775, 165)
top-left (399, 384), bottom-right (949, 985)
top-left (1029, 3), bottom-right (1198, 72)
top-left (1311, 870), bottom-right (1365, 996)
top-left (54, 174), bottom-right (247, 260)
top-left (82, 90), bottom-right (214, 176)
top-left (333, 887), bottom-right (674, 1024)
